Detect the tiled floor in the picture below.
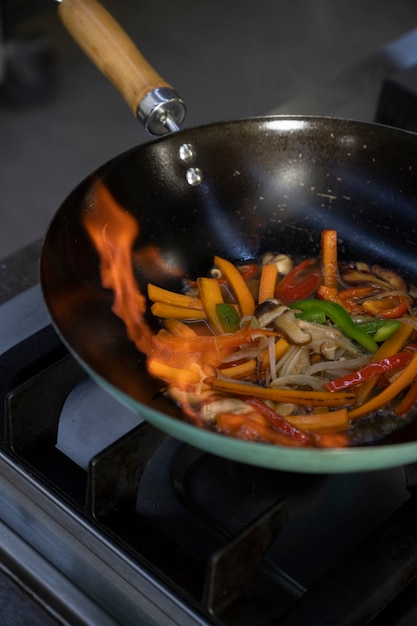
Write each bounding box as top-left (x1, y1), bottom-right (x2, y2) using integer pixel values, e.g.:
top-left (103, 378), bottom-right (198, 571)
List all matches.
top-left (1, 0), bottom-right (417, 259)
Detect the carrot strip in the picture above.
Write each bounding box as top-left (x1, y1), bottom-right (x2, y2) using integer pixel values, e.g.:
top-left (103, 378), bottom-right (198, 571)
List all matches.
top-left (286, 408), bottom-right (349, 433)
top-left (355, 322), bottom-right (414, 405)
top-left (321, 230), bottom-right (338, 286)
top-left (214, 256), bottom-right (255, 316)
top-left (219, 359), bottom-right (257, 379)
top-left (210, 378), bottom-right (355, 407)
top-left (321, 229), bottom-right (339, 289)
top-left (258, 263), bottom-right (278, 304)
top-left (197, 277), bottom-right (225, 334)
top-left (318, 284), bottom-right (340, 304)
top-left (148, 283), bottom-right (202, 309)
top-left (348, 350), bottom-right (417, 420)
top-left (150, 302), bottom-right (206, 320)
top-left (147, 359), bottom-right (201, 385)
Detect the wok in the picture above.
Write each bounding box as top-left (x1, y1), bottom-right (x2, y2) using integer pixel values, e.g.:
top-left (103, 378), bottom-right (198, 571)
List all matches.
top-left (42, 0), bottom-right (417, 473)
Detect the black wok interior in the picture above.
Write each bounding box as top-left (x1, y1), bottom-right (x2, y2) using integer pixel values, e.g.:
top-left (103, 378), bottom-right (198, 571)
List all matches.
top-left (41, 116), bottom-right (417, 411)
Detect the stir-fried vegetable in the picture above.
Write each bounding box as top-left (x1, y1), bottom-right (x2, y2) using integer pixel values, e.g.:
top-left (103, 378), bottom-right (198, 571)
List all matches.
top-left (146, 230), bottom-right (417, 449)
top-left (323, 352), bottom-right (412, 392)
top-left (275, 259), bottom-right (322, 303)
top-left (290, 299), bottom-right (379, 352)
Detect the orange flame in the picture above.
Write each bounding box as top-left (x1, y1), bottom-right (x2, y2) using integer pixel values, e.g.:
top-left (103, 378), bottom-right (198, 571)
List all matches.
top-left (82, 182), bottom-right (239, 422)
top-left (82, 182), bottom-right (210, 402)
top-left (83, 181), bottom-right (153, 354)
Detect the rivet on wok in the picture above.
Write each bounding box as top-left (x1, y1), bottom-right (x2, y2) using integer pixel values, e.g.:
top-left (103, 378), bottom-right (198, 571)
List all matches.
top-left (179, 143), bottom-right (196, 163)
top-left (186, 167), bottom-right (203, 186)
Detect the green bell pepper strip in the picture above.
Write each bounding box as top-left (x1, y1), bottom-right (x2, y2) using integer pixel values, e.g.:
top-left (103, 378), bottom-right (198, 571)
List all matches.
top-left (372, 320), bottom-right (401, 342)
top-left (216, 303), bottom-right (240, 332)
top-left (356, 319), bottom-right (401, 342)
top-left (290, 299), bottom-right (379, 353)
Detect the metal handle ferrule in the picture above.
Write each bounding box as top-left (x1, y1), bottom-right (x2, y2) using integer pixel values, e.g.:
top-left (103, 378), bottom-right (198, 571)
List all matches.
top-left (137, 87), bottom-right (186, 135)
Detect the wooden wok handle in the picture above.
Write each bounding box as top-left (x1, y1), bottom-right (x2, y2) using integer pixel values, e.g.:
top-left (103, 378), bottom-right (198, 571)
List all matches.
top-left (57, 0), bottom-right (186, 134)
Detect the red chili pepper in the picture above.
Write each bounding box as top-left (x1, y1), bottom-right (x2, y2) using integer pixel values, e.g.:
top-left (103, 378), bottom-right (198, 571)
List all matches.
top-left (338, 287), bottom-right (378, 314)
top-left (238, 263), bottom-right (258, 281)
top-left (245, 397), bottom-right (314, 444)
top-left (362, 295), bottom-right (410, 319)
top-left (275, 259), bottom-right (322, 304)
top-left (324, 351), bottom-right (412, 392)
top-left (318, 285), bottom-right (377, 315)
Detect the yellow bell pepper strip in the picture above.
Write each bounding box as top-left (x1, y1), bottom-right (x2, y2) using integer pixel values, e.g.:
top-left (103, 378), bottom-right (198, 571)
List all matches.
top-left (286, 408), bottom-right (349, 433)
top-left (321, 229), bottom-right (339, 289)
top-left (150, 302), bottom-right (206, 320)
top-left (354, 322), bottom-right (414, 405)
top-left (147, 359), bottom-right (202, 385)
top-left (258, 263), bottom-right (278, 304)
top-left (245, 397), bottom-right (314, 444)
top-left (323, 351), bottom-right (412, 392)
top-left (275, 259), bottom-right (322, 304)
top-left (197, 277), bottom-right (225, 334)
top-left (219, 359), bottom-right (258, 379)
top-left (216, 303), bottom-right (240, 332)
top-left (210, 377), bottom-right (355, 407)
top-left (348, 349), bottom-right (417, 420)
top-left (214, 256), bottom-right (255, 316)
top-left (148, 283), bottom-right (203, 310)
top-left (290, 299), bottom-right (378, 353)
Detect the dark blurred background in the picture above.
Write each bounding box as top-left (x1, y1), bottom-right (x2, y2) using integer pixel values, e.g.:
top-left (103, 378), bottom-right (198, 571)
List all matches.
top-left (2, 0), bottom-right (417, 259)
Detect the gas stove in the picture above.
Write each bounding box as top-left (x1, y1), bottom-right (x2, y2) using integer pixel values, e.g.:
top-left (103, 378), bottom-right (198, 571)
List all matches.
top-left (2, 246), bottom-right (417, 626)
top-left (4, 27), bottom-right (417, 626)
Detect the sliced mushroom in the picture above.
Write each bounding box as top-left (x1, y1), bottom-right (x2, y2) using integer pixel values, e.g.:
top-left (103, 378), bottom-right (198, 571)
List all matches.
top-left (272, 310), bottom-right (312, 345)
top-left (340, 265), bottom-right (389, 289)
top-left (371, 265), bottom-right (408, 292)
top-left (255, 299), bottom-right (288, 327)
top-left (200, 398), bottom-right (252, 422)
top-left (340, 262), bottom-right (408, 292)
top-left (255, 299), bottom-right (312, 345)
top-left (262, 253), bottom-right (293, 275)
top-left (320, 340), bottom-right (338, 360)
